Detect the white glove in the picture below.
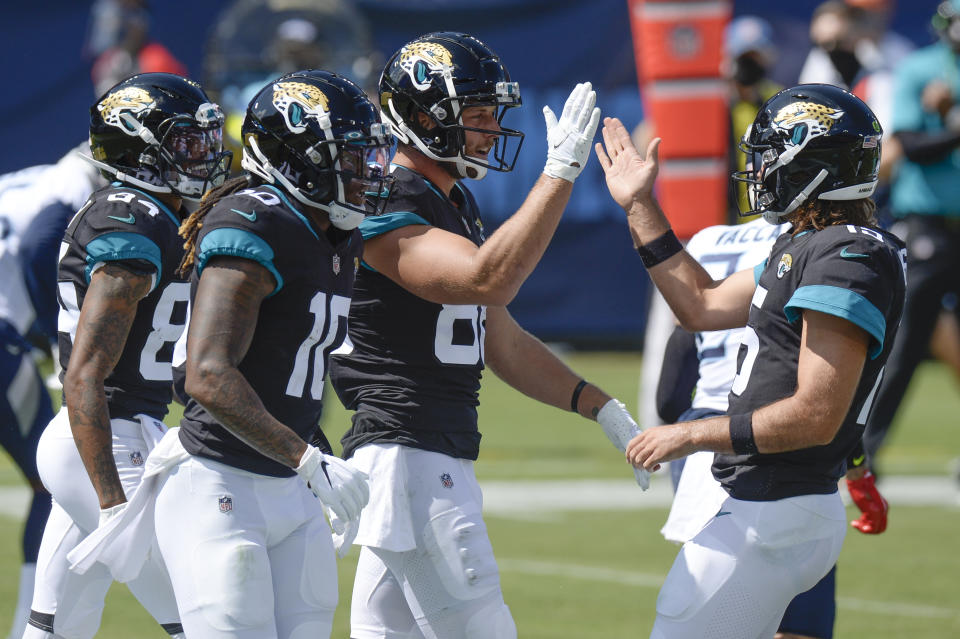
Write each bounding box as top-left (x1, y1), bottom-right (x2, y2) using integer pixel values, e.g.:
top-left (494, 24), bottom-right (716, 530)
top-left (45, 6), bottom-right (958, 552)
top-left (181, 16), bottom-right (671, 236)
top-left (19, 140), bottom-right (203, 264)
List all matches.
top-left (99, 502), bottom-right (128, 528)
top-left (543, 82), bottom-right (602, 183)
top-left (296, 446), bottom-right (370, 525)
top-left (325, 505), bottom-right (360, 558)
top-left (597, 399), bottom-right (651, 491)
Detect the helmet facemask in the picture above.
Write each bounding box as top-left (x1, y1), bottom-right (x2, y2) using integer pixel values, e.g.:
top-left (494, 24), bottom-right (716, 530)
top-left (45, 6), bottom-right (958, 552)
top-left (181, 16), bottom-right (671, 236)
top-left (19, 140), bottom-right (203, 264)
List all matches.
top-left (154, 103), bottom-right (233, 200)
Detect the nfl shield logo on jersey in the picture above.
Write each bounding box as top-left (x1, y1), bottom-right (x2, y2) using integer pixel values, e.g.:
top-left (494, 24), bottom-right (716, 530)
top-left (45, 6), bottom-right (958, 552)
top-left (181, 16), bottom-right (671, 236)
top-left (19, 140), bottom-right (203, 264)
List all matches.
top-left (129, 451), bottom-right (144, 466)
top-left (333, 254), bottom-right (341, 275)
top-left (218, 495), bottom-right (233, 513)
top-left (440, 473), bottom-right (454, 489)
top-left (777, 253), bottom-right (793, 279)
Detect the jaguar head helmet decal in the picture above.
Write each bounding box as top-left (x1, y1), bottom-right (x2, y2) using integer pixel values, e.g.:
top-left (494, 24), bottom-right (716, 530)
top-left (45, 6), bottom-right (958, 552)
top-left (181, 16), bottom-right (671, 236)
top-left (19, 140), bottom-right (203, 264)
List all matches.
top-left (272, 81), bottom-right (331, 134)
top-left (772, 101), bottom-right (844, 148)
top-left (398, 42), bottom-right (454, 90)
top-left (98, 87), bottom-right (157, 135)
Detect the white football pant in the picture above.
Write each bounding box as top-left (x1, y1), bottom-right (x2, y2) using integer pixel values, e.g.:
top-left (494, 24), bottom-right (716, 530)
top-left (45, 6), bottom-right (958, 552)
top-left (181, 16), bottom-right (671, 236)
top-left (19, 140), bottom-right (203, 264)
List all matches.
top-left (27, 408), bottom-right (181, 639)
top-left (154, 454), bottom-right (338, 639)
top-left (651, 492), bottom-right (846, 639)
top-left (349, 444), bottom-right (516, 639)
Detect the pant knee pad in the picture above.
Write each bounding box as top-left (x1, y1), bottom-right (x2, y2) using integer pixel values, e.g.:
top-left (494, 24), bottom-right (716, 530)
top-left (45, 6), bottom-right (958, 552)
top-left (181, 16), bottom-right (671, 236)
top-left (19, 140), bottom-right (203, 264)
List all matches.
top-left (465, 599), bottom-right (516, 639)
top-left (192, 539), bottom-right (274, 632)
top-left (421, 507), bottom-right (499, 603)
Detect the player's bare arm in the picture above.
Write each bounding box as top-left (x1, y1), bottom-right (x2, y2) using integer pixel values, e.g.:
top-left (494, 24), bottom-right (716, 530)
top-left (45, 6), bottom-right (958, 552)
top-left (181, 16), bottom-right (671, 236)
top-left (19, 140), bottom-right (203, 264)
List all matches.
top-left (595, 116), bottom-right (755, 331)
top-left (184, 256), bottom-right (307, 468)
top-left (362, 174), bottom-right (567, 306)
top-left (65, 263), bottom-right (151, 509)
top-left (626, 309), bottom-right (870, 471)
top-left (484, 306), bottom-right (610, 417)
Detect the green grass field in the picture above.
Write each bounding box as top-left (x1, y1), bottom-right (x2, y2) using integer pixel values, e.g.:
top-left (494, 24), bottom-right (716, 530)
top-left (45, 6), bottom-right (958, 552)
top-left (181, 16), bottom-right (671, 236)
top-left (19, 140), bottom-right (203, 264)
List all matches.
top-left (1, 353), bottom-right (958, 637)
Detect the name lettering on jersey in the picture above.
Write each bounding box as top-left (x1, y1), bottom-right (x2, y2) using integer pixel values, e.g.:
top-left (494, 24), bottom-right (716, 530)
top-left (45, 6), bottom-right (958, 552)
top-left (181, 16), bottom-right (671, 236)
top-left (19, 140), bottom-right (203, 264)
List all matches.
top-left (229, 208), bottom-right (257, 222)
top-left (776, 253), bottom-right (792, 278)
top-left (717, 224), bottom-right (783, 246)
top-left (237, 188), bottom-right (281, 207)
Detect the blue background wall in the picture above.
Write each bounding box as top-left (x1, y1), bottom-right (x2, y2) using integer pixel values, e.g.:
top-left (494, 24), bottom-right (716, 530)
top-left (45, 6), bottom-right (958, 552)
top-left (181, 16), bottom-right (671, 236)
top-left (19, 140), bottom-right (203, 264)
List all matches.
top-left (1, 0), bottom-right (939, 345)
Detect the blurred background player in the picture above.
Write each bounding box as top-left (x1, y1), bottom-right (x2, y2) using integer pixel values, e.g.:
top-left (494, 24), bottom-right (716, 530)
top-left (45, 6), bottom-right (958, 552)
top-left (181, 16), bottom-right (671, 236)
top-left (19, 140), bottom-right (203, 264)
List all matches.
top-left (202, 0), bottom-right (381, 170)
top-left (0, 147), bottom-right (104, 639)
top-left (26, 72), bottom-right (229, 639)
top-left (598, 83), bottom-right (904, 637)
top-left (329, 32), bottom-right (646, 639)
top-left (655, 216), bottom-right (890, 639)
top-left (863, 0), bottom-right (960, 470)
top-left (152, 69), bottom-right (389, 639)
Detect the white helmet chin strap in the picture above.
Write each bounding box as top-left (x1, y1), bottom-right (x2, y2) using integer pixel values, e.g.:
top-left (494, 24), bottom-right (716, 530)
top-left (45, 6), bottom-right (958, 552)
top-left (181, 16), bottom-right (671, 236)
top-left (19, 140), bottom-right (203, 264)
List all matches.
top-left (78, 153), bottom-right (173, 195)
top-left (760, 168), bottom-right (829, 225)
top-left (242, 135), bottom-right (365, 230)
top-left (385, 98), bottom-right (487, 181)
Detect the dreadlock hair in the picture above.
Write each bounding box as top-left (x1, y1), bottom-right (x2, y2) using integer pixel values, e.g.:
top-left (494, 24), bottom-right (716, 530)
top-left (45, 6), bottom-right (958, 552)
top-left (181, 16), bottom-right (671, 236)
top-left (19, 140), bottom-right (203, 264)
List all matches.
top-left (178, 175), bottom-right (256, 277)
top-left (789, 198), bottom-right (877, 236)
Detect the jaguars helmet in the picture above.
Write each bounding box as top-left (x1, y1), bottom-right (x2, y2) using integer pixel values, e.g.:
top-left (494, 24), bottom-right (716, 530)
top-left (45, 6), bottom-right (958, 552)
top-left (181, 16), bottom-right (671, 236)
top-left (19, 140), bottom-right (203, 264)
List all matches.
top-left (732, 84), bottom-right (882, 224)
top-left (88, 73), bottom-right (232, 200)
top-left (241, 69), bottom-right (394, 230)
top-left (379, 31), bottom-right (524, 180)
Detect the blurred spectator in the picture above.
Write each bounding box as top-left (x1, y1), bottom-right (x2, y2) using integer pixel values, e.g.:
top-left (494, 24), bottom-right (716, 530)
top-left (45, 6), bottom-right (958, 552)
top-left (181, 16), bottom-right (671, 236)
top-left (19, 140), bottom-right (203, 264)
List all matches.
top-left (202, 0), bottom-right (381, 166)
top-left (799, 2), bottom-right (864, 87)
top-left (87, 0), bottom-right (187, 96)
top-left (799, 0), bottom-right (913, 90)
top-left (725, 16), bottom-right (783, 219)
top-left (862, 0), bottom-right (960, 470)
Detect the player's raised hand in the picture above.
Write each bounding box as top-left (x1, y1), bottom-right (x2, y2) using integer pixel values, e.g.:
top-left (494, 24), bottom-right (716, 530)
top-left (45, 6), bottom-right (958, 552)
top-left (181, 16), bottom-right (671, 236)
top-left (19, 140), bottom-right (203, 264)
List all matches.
top-left (543, 82), bottom-right (602, 183)
top-left (595, 117), bottom-right (661, 210)
top-left (296, 445), bottom-right (370, 525)
top-left (846, 470), bottom-right (889, 534)
top-left (596, 399), bottom-right (650, 490)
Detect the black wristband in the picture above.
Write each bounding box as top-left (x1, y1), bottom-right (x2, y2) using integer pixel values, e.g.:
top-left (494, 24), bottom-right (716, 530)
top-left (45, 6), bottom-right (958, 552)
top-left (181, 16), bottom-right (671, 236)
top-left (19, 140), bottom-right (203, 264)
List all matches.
top-left (729, 412), bottom-right (759, 455)
top-left (570, 379), bottom-right (588, 413)
top-left (636, 229), bottom-right (683, 268)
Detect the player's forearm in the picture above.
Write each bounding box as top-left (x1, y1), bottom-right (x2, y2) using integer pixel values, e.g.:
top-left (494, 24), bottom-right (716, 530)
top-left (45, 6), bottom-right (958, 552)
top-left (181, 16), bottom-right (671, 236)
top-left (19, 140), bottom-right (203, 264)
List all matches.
top-left (65, 379), bottom-right (126, 508)
top-left (471, 174), bottom-right (572, 304)
top-left (185, 363), bottom-right (306, 468)
top-left (747, 395), bottom-right (841, 453)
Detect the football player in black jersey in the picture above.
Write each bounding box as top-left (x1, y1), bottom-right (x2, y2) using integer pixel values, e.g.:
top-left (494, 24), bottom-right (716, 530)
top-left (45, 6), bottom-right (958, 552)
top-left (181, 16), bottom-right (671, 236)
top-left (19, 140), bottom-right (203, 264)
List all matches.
top-left (328, 32), bottom-right (647, 639)
top-left (597, 84), bottom-right (906, 637)
top-left (150, 70), bottom-right (390, 639)
top-left (26, 73), bottom-right (230, 639)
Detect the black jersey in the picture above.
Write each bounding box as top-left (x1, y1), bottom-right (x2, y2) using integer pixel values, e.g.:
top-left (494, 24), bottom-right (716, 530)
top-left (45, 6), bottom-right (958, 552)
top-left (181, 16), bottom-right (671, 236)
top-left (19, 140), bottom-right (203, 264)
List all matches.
top-left (717, 224), bottom-right (906, 500)
top-left (57, 184), bottom-right (189, 420)
top-left (178, 184), bottom-right (361, 476)
top-left (330, 166), bottom-right (487, 461)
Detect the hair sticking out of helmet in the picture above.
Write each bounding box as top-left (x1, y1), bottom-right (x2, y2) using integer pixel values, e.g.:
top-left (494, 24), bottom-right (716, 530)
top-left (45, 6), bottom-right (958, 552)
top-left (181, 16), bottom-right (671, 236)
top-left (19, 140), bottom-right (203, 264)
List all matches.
top-left (84, 73), bottom-right (232, 201)
top-left (379, 32), bottom-right (524, 180)
top-left (731, 84), bottom-right (882, 225)
top-left (239, 69), bottom-right (395, 230)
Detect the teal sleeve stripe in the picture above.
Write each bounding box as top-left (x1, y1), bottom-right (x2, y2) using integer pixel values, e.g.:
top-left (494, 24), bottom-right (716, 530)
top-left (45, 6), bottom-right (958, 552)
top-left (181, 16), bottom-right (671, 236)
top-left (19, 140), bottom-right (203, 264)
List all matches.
top-left (359, 212), bottom-right (430, 240)
top-left (753, 260), bottom-right (766, 285)
top-left (84, 232), bottom-right (161, 288)
top-left (784, 285), bottom-right (886, 359)
top-left (197, 228), bottom-right (284, 296)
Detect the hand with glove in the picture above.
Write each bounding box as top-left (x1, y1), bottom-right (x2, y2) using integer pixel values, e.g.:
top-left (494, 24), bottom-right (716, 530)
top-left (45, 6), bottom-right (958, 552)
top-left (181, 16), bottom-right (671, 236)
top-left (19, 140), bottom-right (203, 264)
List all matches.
top-left (296, 445), bottom-right (370, 530)
top-left (846, 470), bottom-right (888, 534)
top-left (596, 399), bottom-right (651, 490)
top-left (543, 82), bottom-right (602, 183)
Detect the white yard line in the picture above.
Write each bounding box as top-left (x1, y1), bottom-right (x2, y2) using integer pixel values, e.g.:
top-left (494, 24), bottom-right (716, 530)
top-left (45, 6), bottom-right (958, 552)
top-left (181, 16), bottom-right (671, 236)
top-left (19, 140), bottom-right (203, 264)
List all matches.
top-left (499, 557), bottom-right (960, 620)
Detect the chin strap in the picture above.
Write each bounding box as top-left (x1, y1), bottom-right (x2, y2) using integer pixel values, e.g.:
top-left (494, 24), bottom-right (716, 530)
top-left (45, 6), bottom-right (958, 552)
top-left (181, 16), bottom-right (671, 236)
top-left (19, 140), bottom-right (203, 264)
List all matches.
top-left (77, 154), bottom-right (172, 195)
